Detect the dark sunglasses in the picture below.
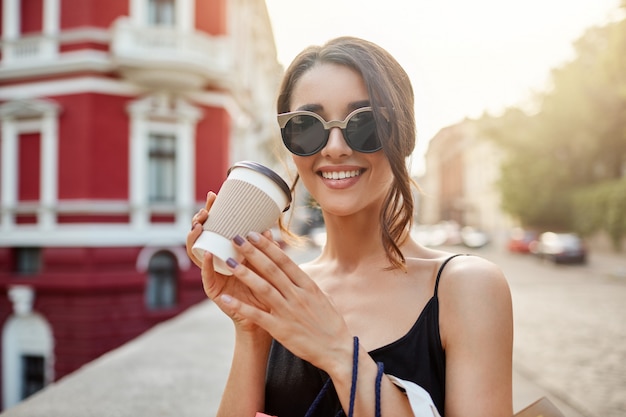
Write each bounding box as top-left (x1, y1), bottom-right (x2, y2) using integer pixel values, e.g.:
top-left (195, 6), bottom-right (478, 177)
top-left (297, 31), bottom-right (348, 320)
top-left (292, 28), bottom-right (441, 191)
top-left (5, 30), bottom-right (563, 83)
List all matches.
top-left (277, 107), bottom-right (383, 156)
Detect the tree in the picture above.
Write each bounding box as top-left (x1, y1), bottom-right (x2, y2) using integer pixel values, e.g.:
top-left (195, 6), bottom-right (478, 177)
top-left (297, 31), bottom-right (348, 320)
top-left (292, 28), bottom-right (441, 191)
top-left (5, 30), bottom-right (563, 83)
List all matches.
top-left (478, 18), bottom-right (626, 242)
top-left (479, 109), bottom-right (574, 230)
top-left (572, 179), bottom-right (626, 250)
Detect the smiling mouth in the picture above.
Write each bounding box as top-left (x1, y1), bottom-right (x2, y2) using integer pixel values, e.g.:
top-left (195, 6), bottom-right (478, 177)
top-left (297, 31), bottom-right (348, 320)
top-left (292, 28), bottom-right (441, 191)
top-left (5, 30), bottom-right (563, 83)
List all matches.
top-left (319, 169), bottom-right (363, 180)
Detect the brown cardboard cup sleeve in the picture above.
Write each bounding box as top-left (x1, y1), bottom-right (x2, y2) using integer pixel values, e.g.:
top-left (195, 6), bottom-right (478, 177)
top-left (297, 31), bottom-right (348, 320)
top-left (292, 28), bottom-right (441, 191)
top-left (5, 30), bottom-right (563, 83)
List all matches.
top-left (192, 161), bottom-right (291, 275)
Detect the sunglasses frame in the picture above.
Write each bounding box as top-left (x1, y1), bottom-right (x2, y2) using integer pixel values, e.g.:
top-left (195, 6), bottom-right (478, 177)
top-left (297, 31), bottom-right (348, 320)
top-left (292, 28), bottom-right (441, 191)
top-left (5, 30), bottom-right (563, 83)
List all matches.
top-left (277, 106), bottom-right (383, 156)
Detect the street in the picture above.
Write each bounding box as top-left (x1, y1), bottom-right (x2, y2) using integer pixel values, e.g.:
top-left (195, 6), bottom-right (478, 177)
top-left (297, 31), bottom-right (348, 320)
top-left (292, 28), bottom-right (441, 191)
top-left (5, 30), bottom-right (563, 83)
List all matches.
top-left (287, 242), bottom-right (626, 417)
top-left (480, 245), bottom-right (626, 417)
top-left (4, 241), bottom-right (622, 417)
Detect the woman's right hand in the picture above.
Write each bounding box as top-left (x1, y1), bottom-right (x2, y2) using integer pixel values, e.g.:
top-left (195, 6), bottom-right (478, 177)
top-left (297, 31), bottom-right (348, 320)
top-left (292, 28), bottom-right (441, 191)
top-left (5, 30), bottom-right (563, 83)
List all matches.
top-left (186, 192), bottom-right (271, 335)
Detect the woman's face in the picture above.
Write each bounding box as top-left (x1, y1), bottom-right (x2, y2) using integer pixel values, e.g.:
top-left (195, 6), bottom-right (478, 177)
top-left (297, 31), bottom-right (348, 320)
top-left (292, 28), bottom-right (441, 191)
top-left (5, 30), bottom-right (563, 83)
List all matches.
top-left (288, 63), bottom-right (394, 218)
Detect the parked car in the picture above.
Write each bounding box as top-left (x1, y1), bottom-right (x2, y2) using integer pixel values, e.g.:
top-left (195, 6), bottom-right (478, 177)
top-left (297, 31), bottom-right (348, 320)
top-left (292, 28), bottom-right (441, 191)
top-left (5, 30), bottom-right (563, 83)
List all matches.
top-left (530, 232), bottom-right (587, 264)
top-left (460, 226), bottom-right (490, 248)
top-left (410, 221), bottom-right (462, 247)
top-left (506, 228), bottom-right (538, 253)
top-left (410, 225), bottom-right (448, 247)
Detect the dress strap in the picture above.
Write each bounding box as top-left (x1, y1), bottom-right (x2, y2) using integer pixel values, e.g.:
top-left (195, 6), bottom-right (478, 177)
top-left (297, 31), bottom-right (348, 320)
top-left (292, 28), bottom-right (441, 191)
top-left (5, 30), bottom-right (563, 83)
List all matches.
top-left (433, 254), bottom-right (466, 297)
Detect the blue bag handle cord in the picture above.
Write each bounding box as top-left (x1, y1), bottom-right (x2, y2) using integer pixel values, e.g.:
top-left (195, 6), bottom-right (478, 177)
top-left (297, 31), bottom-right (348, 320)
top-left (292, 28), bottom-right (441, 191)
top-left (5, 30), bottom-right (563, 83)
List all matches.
top-left (304, 336), bottom-right (360, 417)
top-left (375, 361), bottom-right (384, 417)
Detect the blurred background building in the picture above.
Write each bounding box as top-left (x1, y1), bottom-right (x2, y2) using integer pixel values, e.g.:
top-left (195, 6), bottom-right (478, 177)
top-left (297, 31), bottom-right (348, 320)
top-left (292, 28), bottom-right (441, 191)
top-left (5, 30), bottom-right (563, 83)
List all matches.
top-left (418, 119), bottom-right (514, 247)
top-left (0, 0), bottom-right (281, 409)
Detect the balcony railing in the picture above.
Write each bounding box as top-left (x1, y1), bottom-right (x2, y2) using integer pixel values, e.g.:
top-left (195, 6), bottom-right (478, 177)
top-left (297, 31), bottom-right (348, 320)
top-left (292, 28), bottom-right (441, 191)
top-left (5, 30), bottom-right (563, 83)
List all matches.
top-left (110, 17), bottom-right (233, 90)
top-left (1, 36), bottom-right (58, 64)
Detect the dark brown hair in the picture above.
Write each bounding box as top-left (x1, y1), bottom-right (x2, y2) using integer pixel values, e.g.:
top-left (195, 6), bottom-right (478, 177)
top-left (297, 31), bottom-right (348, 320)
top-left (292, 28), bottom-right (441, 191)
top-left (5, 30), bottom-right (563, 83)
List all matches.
top-left (278, 36), bottom-right (417, 270)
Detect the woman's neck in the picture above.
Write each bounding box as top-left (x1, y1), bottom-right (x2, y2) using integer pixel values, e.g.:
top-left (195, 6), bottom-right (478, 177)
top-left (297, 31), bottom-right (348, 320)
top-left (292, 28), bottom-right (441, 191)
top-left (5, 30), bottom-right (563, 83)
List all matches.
top-left (317, 212), bottom-right (389, 273)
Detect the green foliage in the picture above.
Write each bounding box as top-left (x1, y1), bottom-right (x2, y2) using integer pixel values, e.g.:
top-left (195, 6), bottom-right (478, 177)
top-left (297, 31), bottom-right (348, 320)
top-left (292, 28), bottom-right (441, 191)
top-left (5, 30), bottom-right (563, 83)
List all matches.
top-left (477, 17), bottom-right (626, 238)
top-left (572, 179), bottom-right (626, 250)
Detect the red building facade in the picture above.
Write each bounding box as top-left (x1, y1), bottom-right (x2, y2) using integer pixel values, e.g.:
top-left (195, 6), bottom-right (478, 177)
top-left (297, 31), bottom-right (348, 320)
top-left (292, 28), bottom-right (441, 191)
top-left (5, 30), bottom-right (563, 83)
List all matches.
top-left (0, 0), bottom-right (280, 409)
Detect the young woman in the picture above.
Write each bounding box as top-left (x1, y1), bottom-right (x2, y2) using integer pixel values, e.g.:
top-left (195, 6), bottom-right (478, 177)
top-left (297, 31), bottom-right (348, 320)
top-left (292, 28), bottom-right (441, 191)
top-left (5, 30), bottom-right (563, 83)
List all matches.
top-left (186, 36), bottom-right (513, 417)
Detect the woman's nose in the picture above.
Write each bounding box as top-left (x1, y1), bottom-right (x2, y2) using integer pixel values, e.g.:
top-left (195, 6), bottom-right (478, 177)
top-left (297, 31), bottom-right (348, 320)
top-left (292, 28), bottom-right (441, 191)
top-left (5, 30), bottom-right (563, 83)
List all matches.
top-left (321, 127), bottom-right (352, 158)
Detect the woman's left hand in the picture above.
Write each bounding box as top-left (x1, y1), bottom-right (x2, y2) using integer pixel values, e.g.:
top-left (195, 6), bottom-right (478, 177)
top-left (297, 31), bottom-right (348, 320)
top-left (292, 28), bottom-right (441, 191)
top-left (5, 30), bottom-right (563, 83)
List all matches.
top-left (219, 231), bottom-right (353, 371)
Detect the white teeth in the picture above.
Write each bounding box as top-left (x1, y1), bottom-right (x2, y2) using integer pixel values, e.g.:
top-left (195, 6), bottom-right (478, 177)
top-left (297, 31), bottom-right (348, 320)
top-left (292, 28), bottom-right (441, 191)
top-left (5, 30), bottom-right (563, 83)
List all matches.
top-left (321, 170), bottom-right (361, 180)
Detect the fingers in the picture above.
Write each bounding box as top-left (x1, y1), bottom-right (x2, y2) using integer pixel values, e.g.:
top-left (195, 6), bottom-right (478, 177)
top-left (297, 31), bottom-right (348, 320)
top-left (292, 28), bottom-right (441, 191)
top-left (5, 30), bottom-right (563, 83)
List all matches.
top-left (204, 191), bottom-right (217, 211)
top-left (262, 228), bottom-right (283, 248)
top-left (200, 252), bottom-right (237, 313)
top-left (186, 192), bottom-right (217, 268)
top-left (261, 229), bottom-right (275, 244)
top-left (219, 292), bottom-right (276, 332)
top-left (246, 231), bottom-right (311, 289)
top-left (200, 255), bottom-right (253, 322)
top-left (199, 252), bottom-right (218, 298)
top-left (227, 257), bottom-right (288, 316)
top-left (191, 191), bottom-right (216, 230)
top-left (186, 223), bottom-right (205, 268)
top-left (191, 209), bottom-right (207, 231)
top-left (231, 232), bottom-right (313, 300)
top-left (191, 191), bottom-right (215, 229)
top-left (223, 238), bottom-right (349, 367)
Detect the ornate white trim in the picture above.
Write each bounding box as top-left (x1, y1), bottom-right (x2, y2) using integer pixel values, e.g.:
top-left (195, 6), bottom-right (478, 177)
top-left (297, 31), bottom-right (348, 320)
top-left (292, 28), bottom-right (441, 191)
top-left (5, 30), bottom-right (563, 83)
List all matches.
top-left (0, 76), bottom-right (144, 100)
top-left (136, 245), bottom-right (192, 272)
top-left (2, 286), bottom-right (54, 410)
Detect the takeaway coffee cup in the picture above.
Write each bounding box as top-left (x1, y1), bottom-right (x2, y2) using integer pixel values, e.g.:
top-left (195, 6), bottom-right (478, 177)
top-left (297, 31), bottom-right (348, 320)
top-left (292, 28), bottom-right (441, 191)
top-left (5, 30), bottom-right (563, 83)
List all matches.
top-left (192, 161), bottom-right (292, 275)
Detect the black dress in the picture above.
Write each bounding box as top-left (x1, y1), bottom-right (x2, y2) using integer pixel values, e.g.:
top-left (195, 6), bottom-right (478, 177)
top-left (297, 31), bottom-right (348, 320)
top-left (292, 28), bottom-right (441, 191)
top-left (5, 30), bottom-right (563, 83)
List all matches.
top-left (264, 255), bottom-right (464, 417)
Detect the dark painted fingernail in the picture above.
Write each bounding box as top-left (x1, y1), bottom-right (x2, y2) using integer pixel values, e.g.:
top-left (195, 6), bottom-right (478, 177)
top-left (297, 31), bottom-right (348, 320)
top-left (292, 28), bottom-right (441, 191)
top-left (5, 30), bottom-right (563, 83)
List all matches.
top-left (247, 231), bottom-right (260, 243)
top-left (226, 258), bottom-right (239, 269)
top-left (233, 235), bottom-right (245, 246)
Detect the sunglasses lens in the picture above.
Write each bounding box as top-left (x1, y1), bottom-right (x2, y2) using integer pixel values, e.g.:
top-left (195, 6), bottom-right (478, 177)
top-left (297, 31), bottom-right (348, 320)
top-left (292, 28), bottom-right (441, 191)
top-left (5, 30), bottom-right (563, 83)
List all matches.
top-left (346, 110), bottom-right (380, 152)
top-left (281, 114), bottom-right (327, 156)
top-left (280, 109), bottom-right (382, 155)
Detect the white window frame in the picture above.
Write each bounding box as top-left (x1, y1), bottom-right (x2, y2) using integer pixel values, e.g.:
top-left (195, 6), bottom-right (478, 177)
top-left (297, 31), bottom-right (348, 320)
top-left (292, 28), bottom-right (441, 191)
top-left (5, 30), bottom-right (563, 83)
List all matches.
top-left (0, 100), bottom-right (61, 232)
top-left (127, 94), bottom-right (201, 230)
top-left (147, 0), bottom-right (176, 27)
top-left (130, 0), bottom-right (194, 32)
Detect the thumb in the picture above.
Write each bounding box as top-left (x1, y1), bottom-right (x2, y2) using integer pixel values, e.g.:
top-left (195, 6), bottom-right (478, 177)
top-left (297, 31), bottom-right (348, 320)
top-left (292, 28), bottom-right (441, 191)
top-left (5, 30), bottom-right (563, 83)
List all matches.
top-left (200, 252), bottom-right (222, 299)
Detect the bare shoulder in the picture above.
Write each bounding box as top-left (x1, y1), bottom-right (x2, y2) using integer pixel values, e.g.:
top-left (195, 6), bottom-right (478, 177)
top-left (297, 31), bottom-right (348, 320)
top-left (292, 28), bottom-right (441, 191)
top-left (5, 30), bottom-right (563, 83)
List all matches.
top-left (437, 254), bottom-right (514, 416)
top-left (437, 254), bottom-right (513, 346)
top-left (439, 254), bottom-right (510, 297)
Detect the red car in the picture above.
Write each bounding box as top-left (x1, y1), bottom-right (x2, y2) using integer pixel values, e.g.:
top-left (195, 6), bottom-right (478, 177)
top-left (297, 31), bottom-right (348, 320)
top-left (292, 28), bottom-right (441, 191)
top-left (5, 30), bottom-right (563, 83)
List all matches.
top-left (507, 228), bottom-right (538, 253)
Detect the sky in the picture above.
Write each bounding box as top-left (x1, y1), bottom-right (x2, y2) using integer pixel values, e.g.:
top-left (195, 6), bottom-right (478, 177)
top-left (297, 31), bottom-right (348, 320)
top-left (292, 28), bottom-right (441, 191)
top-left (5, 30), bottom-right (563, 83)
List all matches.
top-left (264, 0), bottom-right (623, 174)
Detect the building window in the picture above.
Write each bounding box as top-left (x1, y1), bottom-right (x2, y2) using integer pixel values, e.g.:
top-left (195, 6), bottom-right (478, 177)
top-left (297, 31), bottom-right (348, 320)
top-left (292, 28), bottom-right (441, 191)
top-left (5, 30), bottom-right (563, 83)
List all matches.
top-left (15, 248), bottom-right (42, 275)
top-left (0, 99), bottom-right (60, 229)
top-left (145, 251), bottom-right (177, 309)
top-left (127, 94), bottom-right (200, 227)
top-left (148, 133), bottom-right (176, 203)
top-left (21, 355), bottom-right (45, 400)
top-left (148, 0), bottom-right (176, 26)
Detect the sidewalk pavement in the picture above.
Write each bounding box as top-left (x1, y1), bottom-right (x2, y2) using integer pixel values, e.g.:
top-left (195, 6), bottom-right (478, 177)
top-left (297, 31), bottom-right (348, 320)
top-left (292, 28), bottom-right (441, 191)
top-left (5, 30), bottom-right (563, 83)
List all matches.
top-left (1, 299), bottom-right (586, 417)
